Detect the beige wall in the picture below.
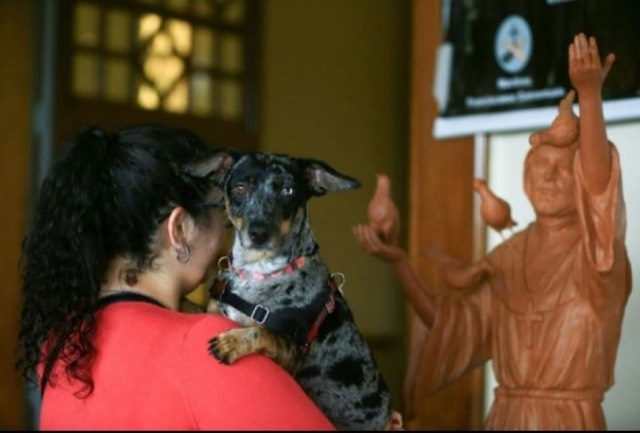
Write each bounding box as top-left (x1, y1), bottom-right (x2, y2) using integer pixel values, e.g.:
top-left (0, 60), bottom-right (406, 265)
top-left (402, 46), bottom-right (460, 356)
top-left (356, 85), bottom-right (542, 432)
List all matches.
top-left (261, 0), bottom-right (410, 405)
top-left (0, 0), bottom-right (33, 428)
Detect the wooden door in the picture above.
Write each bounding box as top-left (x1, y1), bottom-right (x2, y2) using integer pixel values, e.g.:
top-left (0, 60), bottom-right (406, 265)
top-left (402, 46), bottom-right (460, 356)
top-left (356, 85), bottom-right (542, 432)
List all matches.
top-left (0, 2), bottom-right (32, 428)
top-left (405, 0), bottom-right (485, 429)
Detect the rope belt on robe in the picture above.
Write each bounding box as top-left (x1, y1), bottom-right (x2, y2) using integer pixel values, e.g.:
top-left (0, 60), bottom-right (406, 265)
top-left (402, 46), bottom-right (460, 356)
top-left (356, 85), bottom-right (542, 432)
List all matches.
top-left (495, 386), bottom-right (604, 402)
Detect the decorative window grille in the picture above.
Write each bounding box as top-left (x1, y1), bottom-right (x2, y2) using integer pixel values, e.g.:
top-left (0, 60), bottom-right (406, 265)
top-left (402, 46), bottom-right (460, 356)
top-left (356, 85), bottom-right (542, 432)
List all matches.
top-left (69, 0), bottom-right (257, 122)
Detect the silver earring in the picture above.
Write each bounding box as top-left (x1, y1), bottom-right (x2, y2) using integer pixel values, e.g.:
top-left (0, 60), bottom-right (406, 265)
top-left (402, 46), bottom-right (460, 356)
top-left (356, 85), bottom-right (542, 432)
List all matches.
top-left (176, 244), bottom-right (190, 264)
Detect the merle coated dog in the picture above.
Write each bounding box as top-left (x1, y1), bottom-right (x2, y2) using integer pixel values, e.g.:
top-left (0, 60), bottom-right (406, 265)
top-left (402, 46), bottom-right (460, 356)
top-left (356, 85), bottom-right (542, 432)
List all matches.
top-left (206, 151), bottom-right (393, 430)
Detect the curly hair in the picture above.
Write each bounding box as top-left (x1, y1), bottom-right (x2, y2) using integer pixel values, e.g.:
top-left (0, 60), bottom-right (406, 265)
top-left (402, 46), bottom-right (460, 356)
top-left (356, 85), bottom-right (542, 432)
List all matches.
top-left (17, 123), bottom-right (226, 397)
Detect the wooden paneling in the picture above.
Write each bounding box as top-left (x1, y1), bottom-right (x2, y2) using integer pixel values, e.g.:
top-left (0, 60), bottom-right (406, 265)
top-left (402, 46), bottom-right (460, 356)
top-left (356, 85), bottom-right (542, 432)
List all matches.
top-left (0, 0), bottom-right (32, 429)
top-left (406, 0), bottom-right (484, 429)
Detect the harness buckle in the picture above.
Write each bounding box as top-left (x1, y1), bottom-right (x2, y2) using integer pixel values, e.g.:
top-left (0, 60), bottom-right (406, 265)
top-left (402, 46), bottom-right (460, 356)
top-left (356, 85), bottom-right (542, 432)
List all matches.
top-left (330, 272), bottom-right (346, 294)
top-left (250, 304), bottom-right (270, 325)
top-left (217, 255), bottom-right (230, 270)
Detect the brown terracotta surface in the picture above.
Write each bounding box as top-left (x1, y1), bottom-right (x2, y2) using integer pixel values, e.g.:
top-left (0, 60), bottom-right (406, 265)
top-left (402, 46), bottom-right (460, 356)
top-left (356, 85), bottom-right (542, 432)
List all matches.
top-left (368, 173), bottom-right (401, 245)
top-left (473, 178), bottom-right (517, 236)
top-left (353, 34), bottom-right (631, 430)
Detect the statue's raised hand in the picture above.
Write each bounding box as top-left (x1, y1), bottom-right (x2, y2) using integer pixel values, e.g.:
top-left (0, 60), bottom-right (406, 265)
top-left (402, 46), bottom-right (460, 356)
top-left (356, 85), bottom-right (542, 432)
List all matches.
top-left (569, 33), bottom-right (615, 95)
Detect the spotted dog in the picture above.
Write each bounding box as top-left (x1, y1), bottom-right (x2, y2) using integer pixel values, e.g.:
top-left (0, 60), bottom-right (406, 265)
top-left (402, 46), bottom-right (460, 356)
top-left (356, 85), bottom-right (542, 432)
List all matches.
top-left (207, 152), bottom-right (393, 430)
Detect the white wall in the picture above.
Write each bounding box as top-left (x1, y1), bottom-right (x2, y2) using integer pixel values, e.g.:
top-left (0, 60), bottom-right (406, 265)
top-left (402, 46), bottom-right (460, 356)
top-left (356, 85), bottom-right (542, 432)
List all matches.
top-left (483, 122), bottom-right (640, 429)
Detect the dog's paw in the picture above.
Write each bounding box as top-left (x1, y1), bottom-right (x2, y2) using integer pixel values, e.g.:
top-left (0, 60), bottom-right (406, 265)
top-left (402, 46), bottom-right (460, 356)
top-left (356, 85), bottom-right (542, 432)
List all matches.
top-left (207, 328), bottom-right (252, 364)
top-left (207, 326), bottom-right (300, 374)
top-left (206, 299), bottom-right (222, 314)
top-left (207, 336), bottom-right (229, 364)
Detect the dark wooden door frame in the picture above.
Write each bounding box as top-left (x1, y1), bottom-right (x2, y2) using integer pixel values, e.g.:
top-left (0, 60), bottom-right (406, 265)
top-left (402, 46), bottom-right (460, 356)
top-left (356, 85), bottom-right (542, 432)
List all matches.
top-left (407, 0), bottom-right (484, 429)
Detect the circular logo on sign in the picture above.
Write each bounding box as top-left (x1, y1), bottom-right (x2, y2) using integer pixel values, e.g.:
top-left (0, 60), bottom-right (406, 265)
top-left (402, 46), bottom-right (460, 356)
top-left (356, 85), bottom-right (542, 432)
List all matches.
top-left (494, 15), bottom-right (532, 74)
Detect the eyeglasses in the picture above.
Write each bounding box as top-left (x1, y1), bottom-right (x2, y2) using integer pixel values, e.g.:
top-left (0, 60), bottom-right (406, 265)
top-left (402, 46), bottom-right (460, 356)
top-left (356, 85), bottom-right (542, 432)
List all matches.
top-left (196, 202), bottom-right (232, 228)
top-left (196, 201), bottom-right (225, 210)
top-left (195, 202), bottom-right (226, 212)
top-left (156, 201), bottom-right (226, 224)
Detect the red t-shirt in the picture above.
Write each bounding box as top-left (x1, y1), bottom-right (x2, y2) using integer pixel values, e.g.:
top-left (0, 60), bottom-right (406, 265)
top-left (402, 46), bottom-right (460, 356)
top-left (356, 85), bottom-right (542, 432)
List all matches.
top-left (40, 300), bottom-right (335, 430)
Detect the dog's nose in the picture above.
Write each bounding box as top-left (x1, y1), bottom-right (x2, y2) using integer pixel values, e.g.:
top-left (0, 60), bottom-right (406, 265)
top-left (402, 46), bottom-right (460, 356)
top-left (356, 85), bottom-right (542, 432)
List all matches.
top-left (248, 221), bottom-right (270, 246)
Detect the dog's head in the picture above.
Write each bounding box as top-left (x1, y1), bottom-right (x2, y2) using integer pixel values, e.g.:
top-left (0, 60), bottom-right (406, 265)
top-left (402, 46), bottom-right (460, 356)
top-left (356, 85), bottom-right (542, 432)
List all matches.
top-left (222, 152), bottom-right (360, 260)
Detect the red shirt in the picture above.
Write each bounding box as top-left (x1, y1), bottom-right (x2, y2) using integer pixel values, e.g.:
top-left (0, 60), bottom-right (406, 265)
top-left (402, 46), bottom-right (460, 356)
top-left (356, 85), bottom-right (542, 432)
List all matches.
top-left (40, 300), bottom-right (335, 430)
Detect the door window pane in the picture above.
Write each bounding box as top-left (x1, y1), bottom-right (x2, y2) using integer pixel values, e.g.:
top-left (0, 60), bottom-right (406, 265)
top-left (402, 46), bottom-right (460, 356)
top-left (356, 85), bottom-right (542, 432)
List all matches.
top-left (105, 59), bottom-right (130, 102)
top-left (105, 9), bottom-right (131, 52)
top-left (193, 27), bottom-right (214, 68)
top-left (74, 2), bottom-right (100, 47)
top-left (72, 53), bottom-right (99, 97)
top-left (69, 0), bottom-right (256, 124)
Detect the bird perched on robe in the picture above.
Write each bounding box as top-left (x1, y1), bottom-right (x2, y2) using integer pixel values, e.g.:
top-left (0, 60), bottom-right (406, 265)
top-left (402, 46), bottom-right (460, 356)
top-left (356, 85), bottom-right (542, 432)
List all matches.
top-left (367, 173), bottom-right (400, 245)
top-left (473, 178), bottom-right (516, 238)
top-left (424, 246), bottom-right (492, 291)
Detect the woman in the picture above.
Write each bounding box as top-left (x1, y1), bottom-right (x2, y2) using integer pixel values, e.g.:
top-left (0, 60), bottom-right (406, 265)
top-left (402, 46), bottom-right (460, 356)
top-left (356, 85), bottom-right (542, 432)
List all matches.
top-left (17, 123), bottom-right (334, 430)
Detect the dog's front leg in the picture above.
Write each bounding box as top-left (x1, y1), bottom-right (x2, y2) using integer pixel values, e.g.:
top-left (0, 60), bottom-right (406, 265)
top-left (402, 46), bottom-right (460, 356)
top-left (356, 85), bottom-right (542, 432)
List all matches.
top-left (208, 326), bottom-right (301, 374)
top-left (206, 298), bottom-right (222, 314)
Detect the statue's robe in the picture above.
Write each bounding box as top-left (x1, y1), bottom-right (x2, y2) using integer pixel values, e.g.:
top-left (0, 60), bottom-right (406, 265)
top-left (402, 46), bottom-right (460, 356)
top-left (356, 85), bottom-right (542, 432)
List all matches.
top-left (419, 146), bottom-right (631, 430)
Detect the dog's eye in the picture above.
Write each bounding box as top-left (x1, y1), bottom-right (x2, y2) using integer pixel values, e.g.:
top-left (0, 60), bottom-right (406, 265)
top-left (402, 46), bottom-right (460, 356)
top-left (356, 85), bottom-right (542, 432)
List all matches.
top-left (282, 186), bottom-right (294, 196)
top-left (231, 185), bottom-right (248, 196)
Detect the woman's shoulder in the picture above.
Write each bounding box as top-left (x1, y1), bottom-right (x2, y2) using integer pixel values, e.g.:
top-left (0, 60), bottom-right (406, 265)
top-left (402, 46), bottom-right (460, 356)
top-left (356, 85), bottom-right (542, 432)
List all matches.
top-left (180, 310), bottom-right (239, 344)
top-left (176, 313), bottom-right (336, 430)
top-left (98, 301), bottom-right (238, 346)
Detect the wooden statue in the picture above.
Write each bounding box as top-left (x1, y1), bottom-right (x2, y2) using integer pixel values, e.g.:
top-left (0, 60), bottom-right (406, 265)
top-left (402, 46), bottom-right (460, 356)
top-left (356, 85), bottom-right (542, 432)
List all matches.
top-left (352, 33), bottom-right (631, 430)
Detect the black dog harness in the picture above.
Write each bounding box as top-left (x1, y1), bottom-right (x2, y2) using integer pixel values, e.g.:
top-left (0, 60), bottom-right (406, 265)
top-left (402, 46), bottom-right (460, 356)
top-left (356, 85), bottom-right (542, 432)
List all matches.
top-left (209, 253), bottom-right (340, 354)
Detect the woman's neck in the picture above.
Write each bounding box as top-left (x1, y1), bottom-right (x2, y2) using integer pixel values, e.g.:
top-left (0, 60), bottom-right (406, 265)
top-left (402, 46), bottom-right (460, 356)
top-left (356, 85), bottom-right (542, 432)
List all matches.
top-left (100, 258), bottom-right (182, 310)
top-left (99, 286), bottom-right (178, 310)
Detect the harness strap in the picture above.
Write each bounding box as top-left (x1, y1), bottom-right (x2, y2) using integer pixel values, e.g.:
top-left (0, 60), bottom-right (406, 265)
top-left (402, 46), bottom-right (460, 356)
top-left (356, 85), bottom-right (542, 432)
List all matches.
top-left (301, 276), bottom-right (338, 354)
top-left (209, 275), bottom-right (339, 351)
top-left (216, 286), bottom-right (308, 341)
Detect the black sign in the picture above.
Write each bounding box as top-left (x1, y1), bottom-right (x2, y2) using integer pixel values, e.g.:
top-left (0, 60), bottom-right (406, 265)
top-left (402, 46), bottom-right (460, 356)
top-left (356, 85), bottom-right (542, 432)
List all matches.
top-left (433, 0), bottom-right (640, 139)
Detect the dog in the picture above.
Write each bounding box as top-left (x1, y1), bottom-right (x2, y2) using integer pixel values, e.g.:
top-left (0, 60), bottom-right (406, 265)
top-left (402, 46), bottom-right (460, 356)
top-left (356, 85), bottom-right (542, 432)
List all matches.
top-left (206, 151), bottom-right (394, 430)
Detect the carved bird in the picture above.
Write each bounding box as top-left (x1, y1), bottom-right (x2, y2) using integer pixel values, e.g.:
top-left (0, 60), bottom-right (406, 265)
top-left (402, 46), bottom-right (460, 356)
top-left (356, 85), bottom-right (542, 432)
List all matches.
top-left (529, 89), bottom-right (579, 148)
top-left (425, 246), bottom-right (492, 291)
top-left (367, 173), bottom-right (400, 244)
top-left (473, 178), bottom-right (517, 239)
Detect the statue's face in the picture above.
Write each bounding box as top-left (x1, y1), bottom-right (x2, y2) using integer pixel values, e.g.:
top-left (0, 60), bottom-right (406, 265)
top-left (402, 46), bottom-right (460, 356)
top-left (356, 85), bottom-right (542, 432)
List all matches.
top-left (524, 145), bottom-right (577, 218)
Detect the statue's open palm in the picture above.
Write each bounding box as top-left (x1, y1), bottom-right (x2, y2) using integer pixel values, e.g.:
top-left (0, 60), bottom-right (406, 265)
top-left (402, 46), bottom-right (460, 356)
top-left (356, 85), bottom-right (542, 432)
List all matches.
top-left (569, 33), bottom-right (615, 93)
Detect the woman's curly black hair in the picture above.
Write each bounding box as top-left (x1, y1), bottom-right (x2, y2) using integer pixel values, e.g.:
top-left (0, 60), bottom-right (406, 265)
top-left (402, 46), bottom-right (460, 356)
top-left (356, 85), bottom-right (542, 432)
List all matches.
top-left (17, 123), bottom-right (227, 397)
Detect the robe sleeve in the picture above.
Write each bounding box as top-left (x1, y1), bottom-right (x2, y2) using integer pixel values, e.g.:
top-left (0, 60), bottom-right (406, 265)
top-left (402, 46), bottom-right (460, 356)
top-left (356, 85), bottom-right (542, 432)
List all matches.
top-left (574, 143), bottom-right (626, 272)
top-left (417, 283), bottom-right (492, 394)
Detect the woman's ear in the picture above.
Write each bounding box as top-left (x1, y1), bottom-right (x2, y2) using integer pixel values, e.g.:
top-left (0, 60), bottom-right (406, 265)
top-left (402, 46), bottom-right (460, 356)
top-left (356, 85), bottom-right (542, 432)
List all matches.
top-left (167, 207), bottom-right (190, 248)
top-left (167, 207), bottom-right (196, 263)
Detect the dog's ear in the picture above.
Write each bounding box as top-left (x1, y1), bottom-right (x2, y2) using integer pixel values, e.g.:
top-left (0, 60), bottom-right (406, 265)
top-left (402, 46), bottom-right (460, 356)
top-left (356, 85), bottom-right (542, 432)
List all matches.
top-left (186, 149), bottom-right (240, 185)
top-left (301, 158), bottom-right (361, 196)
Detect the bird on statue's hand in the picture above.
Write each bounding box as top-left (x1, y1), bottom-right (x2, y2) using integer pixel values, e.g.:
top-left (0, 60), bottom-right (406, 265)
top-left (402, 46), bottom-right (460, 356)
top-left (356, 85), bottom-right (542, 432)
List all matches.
top-left (367, 173), bottom-right (400, 245)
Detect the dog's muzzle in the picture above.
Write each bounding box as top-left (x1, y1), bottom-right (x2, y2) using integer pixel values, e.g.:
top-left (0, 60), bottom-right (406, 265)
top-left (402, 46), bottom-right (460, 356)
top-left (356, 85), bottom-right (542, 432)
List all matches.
top-left (245, 220), bottom-right (273, 247)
